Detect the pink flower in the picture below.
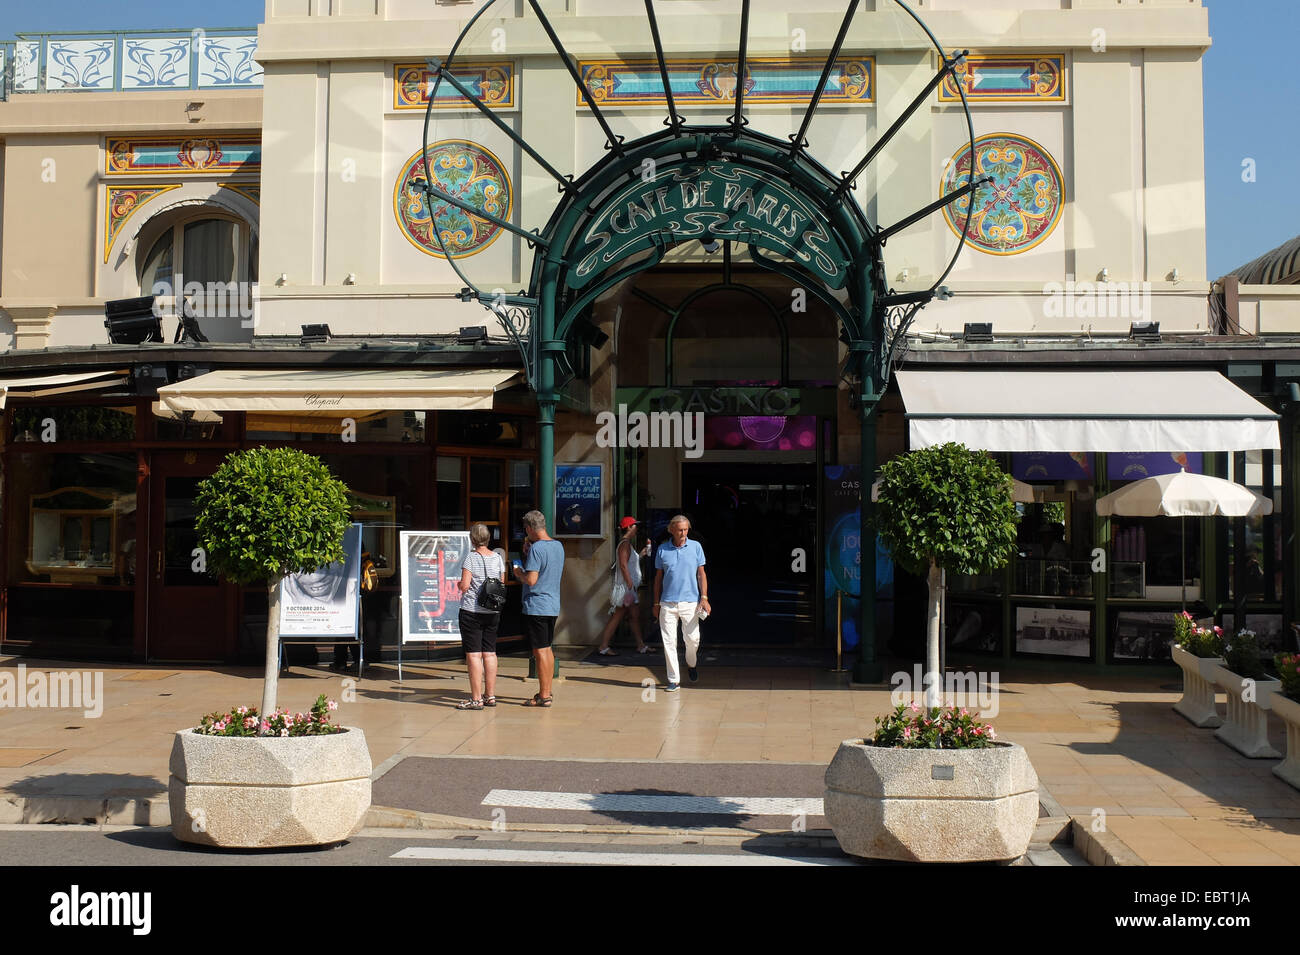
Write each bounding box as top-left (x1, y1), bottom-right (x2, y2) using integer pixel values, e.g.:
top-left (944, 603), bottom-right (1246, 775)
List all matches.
top-left (960, 708), bottom-right (968, 717)
top-left (988, 727), bottom-right (997, 740)
top-left (903, 727), bottom-right (912, 739)
top-left (260, 720), bottom-right (270, 731)
top-left (908, 701), bottom-right (920, 713)
top-left (1213, 626), bottom-right (1223, 635)
top-left (327, 700), bottom-right (338, 712)
top-left (243, 717), bottom-right (257, 729)
top-left (279, 728), bottom-right (289, 737)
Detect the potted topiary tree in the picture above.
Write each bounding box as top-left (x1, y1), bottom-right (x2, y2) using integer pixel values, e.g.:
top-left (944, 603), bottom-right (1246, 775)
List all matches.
top-left (824, 443), bottom-right (1034, 863)
top-left (168, 447), bottom-right (372, 849)
top-left (872, 441), bottom-right (1020, 706)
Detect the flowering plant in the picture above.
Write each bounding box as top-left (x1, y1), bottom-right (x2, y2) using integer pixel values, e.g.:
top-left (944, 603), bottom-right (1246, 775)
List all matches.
top-left (195, 694), bottom-right (342, 737)
top-left (1172, 611), bottom-right (1224, 658)
top-left (869, 702), bottom-right (998, 749)
top-left (1222, 629), bottom-right (1266, 679)
top-left (1275, 652), bottom-right (1300, 703)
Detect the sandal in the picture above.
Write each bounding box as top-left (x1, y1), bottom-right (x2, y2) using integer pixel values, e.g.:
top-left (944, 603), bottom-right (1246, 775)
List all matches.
top-left (524, 694), bottom-right (553, 707)
top-left (457, 698), bottom-right (484, 710)
top-left (637, 645), bottom-right (657, 654)
top-left (483, 696), bottom-right (497, 707)
top-left (597, 647), bottom-right (618, 656)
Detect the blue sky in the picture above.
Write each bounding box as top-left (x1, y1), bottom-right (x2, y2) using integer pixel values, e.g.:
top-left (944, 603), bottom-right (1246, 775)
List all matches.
top-left (2, 0), bottom-right (1294, 279)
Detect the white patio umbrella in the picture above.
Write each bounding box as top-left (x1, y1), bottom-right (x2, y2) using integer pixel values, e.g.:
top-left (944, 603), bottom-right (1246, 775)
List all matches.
top-left (1095, 469), bottom-right (1273, 608)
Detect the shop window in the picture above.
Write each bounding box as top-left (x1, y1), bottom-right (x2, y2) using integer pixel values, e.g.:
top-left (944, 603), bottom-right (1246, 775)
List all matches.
top-left (7, 452), bottom-right (138, 587)
top-left (318, 455), bottom-right (421, 580)
top-left (153, 408), bottom-right (226, 442)
top-left (1226, 450), bottom-right (1282, 603)
top-left (437, 456), bottom-right (465, 530)
top-left (10, 405), bottom-right (136, 443)
top-left (245, 411), bottom-right (426, 443)
top-left (437, 412), bottom-right (534, 448)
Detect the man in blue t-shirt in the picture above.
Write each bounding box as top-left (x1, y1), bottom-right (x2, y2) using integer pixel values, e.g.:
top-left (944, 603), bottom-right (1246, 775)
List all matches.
top-left (652, 514), bottom-right (710, 691)
top-left (512, 509), bottom-right (564, 706)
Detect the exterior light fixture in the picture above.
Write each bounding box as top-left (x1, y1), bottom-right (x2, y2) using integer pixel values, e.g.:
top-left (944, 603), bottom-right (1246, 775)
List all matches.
top-left (458, 325), bottom-right (489, 344)
top-left (276, 273), bottom-right (288, 286)
top-left (343, 273), bottom-right (356, 285)
top-left (962, 322), bottom-right (994, 343)
top-left (300, 324), bottom-right (331, 344)
top-left (104, 296), bottom-right (163, 344)
top-left (1098, 267), bottom-right (1109, 282)
top-left (1129, 321), bottom-right (1160, 342)
top-left (1171, 267), bottom-right (1182, 284)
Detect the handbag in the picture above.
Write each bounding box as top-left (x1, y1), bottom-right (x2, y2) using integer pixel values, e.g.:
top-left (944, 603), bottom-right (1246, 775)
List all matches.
top-left (476, 552), bottom-right (508, 612)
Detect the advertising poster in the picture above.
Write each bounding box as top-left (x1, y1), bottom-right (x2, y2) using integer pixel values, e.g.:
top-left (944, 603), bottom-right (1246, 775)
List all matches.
top-left (1011, 452), bottom-right (1094, 481)
top-left (822, 465), bottom-right (893, 650)
top-left (400, 530), bottom-right (470, 643)
top-left (1014, 606), bottom-right (1091, 658)
top-left (555, 462), bottom-right (604, 538)
top-left (1107, 452), bottom-right (1202, 480)
top-left (278, 523), bottom-right (362, 638)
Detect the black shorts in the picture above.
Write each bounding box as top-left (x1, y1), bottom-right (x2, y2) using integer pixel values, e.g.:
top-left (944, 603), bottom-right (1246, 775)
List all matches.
top-left (459, 608), bottom-right (500, 654)
top-left (524, 614), bottom-right (557, 650)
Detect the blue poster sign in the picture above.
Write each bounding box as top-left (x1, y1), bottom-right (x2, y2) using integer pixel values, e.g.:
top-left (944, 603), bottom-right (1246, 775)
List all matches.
top-left (555, 462), bottom-right (604, 538)
top-left (1011, 452), bottom-right (1094, 481)
top-left (822, 465), bottom-right (893, 650)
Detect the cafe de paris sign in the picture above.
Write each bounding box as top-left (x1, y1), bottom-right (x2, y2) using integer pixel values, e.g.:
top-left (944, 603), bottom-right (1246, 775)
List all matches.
top-left (569, 161), bottom-right (850, 291)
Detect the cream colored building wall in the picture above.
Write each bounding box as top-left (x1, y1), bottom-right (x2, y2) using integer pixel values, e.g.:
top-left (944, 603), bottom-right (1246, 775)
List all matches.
top-left (0, 89), bottom-right (262, 348)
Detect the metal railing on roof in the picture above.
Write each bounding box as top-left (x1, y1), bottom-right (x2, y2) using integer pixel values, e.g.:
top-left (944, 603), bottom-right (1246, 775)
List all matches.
top-left (0, 28), bottom-right (262, 100)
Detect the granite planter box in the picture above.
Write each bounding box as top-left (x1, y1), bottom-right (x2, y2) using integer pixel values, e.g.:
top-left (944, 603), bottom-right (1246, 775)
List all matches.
top-left (823, 739), bottom-right (1039, 863)
top-left (1205, 664), bottom-right (1281, 759)
top-left (1269, 692), bottom-right (1300, 791)
top-left (1171, 645), bottom-right (1224, 728)
top-left (169, 727), bottom-right (371, 849)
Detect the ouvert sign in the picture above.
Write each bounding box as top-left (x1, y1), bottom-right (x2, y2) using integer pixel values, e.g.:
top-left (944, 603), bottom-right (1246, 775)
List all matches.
top-left (569, 161), bottom-right (851, 291)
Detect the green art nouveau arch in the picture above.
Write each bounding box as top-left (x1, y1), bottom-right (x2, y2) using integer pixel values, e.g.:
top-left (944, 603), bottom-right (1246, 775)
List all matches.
top-left (423, 0), bottom-right (982, 680)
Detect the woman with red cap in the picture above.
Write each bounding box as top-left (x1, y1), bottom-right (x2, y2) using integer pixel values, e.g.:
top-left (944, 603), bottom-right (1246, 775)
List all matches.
top-left (594, 516), bottom-right (652, 656)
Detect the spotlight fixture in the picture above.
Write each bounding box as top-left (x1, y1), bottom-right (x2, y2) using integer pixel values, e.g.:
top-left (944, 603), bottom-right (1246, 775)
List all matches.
top-left (300, 323), bottom-right (332, 344)
top-left (1129, 321), bottom-right (1160, 342)
top-left (104, 296), bottom-right (163, 344)
top-left (458, 325), bottom-right (489, 344)
top-left (1098, 267), bottom-right (1109, 282)
top-left (175, 295), bottom-right (210, 344)
top-left (962, 322), bottom-right (994, 343)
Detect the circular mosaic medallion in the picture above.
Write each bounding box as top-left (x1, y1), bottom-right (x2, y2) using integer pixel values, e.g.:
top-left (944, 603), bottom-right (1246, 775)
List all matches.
top-left (393, 140), bottom-right (512, 259)
top-left (940, 133), bottom-right (1063, 256)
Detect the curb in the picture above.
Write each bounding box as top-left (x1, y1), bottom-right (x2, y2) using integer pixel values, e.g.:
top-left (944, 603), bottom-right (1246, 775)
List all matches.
top-left (1069, 817), bottom-right (1146, 866)
top-left (0, 793), bottom-right (169, 827)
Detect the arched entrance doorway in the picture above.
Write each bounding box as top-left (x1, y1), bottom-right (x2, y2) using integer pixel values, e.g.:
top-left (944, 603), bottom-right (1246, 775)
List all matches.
top-left (422, 0), bottom-right (980, 676)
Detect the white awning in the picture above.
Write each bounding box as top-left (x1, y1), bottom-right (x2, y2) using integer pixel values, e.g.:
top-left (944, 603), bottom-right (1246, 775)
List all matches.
top-left (0, 370), bottom-right (129, 409)
top-left (156, 368), bottom-right (520, 414)
top-left (897, 370), bottom-right (1281, 453)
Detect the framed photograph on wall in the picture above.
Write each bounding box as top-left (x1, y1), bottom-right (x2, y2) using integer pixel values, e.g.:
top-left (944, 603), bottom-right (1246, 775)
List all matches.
top-left (1014, 605), bottom-right (1092, 659)
top-left (554, 462), bottom-right (604, 538)
top-left (1111, 610), bottom-right (1176, 663)
top-left (946, 599), bottom-right (1003, 656)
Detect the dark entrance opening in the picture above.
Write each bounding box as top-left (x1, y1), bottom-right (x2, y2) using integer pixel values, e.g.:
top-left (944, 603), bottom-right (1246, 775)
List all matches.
top-left (680, 462), bottom-right (817, 646)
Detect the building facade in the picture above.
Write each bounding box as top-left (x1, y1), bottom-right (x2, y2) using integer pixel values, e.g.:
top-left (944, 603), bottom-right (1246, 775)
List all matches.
top-left (2, 0), bottom-right (1298, 669)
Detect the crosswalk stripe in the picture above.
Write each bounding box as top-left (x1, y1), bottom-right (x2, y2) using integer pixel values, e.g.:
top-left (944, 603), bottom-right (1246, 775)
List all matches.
top-left (391, 846), bottom-right (852, 866)
top-left (482, 789), bottom-right (825, 815)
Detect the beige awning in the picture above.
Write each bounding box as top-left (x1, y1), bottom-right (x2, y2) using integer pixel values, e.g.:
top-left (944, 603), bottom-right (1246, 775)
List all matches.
top-left (156, 368), bottom-right (520, 414)
top-left (897, 369), bottom-right (1281, 453)
top-left (0, 370), bottom-right (129, 409)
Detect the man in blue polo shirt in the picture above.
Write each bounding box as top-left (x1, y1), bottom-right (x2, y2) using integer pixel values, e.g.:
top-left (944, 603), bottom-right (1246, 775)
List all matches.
top-left (652, 514), bottom-right (710, 691)
top-left (512, 509), bottom-right (564, 707)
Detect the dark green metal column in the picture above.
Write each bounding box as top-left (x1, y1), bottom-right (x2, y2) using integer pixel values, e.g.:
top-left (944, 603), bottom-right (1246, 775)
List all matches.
top-left (853, 340), bottom-right (882, 683)
top-left (534, 252), bottom-right (561, 680)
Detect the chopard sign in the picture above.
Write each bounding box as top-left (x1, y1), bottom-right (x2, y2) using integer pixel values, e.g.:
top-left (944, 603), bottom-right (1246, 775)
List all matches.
top-left (569, 162), bottom-right (849, 290)
top-left (304, 394), bottom-right (344, 407)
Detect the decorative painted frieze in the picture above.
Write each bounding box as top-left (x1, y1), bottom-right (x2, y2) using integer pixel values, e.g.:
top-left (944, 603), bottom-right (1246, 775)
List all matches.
top-left (122, 37), bottom-right (193, 89)
top-left (197, 34), bottom-right (263, 88)
top-left (106, 137), bottom-right (261, 176)
top-left (393, 141), bottom-right (512, 259)
top-left (578, 56), bottom-right (873, 107)
top-left (940, 133), bottom-right (1064, 256)
top-left (394, 61), bottom-right (515, 110)
top-left (104, 185), bottom-right (182, 262)
top-left (939, 54), bottom-right (1065, 104)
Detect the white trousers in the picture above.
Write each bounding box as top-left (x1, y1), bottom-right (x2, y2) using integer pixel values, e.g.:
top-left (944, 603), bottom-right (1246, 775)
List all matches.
top-left (659, 601), bottom-right (700, 685)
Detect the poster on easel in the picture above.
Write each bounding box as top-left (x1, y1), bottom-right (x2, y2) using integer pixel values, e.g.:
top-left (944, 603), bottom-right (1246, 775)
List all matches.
top-left (399, 530), bottom-right (470, 643)
top-left (279, 523), bottom-right (362, 638)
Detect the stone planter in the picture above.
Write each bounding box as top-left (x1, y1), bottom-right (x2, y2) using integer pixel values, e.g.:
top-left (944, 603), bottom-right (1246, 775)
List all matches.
top-left (169, 727), bottom-right (371, 849)
top-left (1171, 645), bottom-right (1224, 728)
top-left (823, 739), bottom-right (1039, 863)
top-left (1205, 664), bottom-right (1281, 759)
top-left (1268, 692), bottom-right (1300, 791)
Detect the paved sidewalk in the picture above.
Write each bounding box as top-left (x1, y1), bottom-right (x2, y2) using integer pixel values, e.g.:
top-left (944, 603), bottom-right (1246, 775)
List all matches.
top-left (3, 653), bottom-right (1300, 864)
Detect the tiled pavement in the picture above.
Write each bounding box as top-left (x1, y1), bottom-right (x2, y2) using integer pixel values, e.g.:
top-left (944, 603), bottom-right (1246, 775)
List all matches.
top-left (3, 653), bottom-right (1300, 864)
